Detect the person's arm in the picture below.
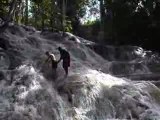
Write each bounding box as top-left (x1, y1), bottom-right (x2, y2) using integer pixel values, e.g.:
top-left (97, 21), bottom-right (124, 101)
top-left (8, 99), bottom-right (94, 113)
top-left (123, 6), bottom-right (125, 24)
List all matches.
top-left (45, 56), bottom-right (51, 64)
top-left (57, 56), bottom-right (62, 63)
top-left (57, 51), bottom-right (63, 63)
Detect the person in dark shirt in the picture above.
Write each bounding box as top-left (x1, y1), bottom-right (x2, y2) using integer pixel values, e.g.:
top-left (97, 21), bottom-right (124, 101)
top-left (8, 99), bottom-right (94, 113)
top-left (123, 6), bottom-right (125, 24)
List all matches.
top-left (57, 47), bottom-right (70, 76)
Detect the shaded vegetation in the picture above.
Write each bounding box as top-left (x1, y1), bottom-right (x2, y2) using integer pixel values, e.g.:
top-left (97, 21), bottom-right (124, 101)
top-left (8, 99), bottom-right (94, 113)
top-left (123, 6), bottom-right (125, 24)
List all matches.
top-left (0, 0), bottom-right (160, 52)
top-left (79, 0), bottom-right (160, 52)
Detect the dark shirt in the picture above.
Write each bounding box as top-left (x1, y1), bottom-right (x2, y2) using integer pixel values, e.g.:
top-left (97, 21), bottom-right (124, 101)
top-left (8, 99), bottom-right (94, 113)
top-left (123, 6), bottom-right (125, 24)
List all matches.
top-left (59, 49), bottom-right (70, 67)
top-left (59, 49), bottom-right (70, 60)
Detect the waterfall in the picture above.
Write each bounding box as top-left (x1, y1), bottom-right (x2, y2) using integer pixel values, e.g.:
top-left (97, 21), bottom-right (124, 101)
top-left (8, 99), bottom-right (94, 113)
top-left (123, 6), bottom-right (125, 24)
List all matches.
top-left (0, 24), bottom-right (160, 120)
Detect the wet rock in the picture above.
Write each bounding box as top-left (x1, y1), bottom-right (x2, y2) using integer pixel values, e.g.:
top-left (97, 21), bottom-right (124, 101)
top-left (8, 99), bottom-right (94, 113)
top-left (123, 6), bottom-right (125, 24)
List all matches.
top-left (0, 36), bottom-right (11, 50)
top-left (26, 36), bottom-right (41, 48)
top-left (21, 25), bottom-right (36, 32)
top-left (7, 25), bottom-right (26, 37)
top-left (69, 36), bottom-right (81, 43)
top-left (7, 50), bottom-right (24, 70)
top-left (0, 71), bottom-right (4, 80)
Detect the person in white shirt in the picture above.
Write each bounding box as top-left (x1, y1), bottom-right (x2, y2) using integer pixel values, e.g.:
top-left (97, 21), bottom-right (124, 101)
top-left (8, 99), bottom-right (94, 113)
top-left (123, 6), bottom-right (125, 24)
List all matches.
top-left (45, 51), bottom-right (58, 77)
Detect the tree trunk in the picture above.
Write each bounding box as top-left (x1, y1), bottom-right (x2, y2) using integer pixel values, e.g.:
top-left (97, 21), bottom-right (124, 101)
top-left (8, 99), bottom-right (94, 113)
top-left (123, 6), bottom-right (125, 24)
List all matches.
top-left (100, 0), bottom-right (105, 29)
top-left (21, 1), bottom-right (25, 24)
top-left (62, 0), bottom-right (66, 35)
top-left (99, 0), bottom-right (105, 41)
top-left (25, 0), bottom-right (28, 25)
top-left (34, 9), bottom-right (37, 28)
top-left (15, 0), bottom-right (23, 24)
top-left (51, 0), bottom-right (56, 31)
top-left (41, 2), bottom-right (44, 31)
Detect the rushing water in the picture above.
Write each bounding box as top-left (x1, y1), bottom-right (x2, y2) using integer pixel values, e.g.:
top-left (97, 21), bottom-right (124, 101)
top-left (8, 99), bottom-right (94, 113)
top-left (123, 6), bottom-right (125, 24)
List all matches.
top-left (0, 24), bottom-right (160, 120)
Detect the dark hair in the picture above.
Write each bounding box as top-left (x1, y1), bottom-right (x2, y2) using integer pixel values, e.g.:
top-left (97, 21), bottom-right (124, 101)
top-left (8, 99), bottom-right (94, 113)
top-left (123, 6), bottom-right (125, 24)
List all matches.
top-left (45, 51), bottom-right (50, 55)
top-left (58, 47), bottom-right (62, 51)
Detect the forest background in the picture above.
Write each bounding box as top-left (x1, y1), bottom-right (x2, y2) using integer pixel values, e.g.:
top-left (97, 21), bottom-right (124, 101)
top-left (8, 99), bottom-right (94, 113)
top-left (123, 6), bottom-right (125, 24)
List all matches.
top-left (1, 0), bottom-right (160, 51)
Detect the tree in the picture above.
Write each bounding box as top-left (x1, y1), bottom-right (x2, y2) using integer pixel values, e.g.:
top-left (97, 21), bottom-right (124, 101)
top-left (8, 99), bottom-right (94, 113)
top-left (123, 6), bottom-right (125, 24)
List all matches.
top-left (99, 0), bottom-right (105, 28)
top-left (14, 0), bottom-right (25, 24)
top-left (65, 0), bottom-right (89, 33)
top-left (62, 0), bottom-right (67, 34)
top-left (25, 0), bottom-right (28, 25)
top-left (0, 0), bottom-right (17, 33)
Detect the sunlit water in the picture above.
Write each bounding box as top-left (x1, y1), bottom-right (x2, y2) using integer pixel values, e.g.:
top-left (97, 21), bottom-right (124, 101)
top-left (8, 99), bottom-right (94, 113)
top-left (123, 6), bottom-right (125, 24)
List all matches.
top-left (0, 24), bottom-right (160, 120)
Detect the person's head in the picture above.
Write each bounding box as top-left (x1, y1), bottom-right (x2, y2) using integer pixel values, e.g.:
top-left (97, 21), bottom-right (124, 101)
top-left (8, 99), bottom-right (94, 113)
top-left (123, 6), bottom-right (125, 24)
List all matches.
top-left (45, 51), bottom-right (50, 56)
top-left (58, 47), bottom-right (62, 51)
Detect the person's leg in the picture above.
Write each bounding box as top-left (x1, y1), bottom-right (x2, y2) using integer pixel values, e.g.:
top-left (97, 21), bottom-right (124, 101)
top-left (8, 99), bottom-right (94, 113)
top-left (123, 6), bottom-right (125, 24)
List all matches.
top-left (53, 68), bottom-right (57, 79)
top-left (63, 61), bottom-right (68, 76)
top-left (63, 65), bottom-right (68, 76)
top-left (52, 62), bottom-right (57, 79)
top-left (64, 67), bottom-right (68, 76)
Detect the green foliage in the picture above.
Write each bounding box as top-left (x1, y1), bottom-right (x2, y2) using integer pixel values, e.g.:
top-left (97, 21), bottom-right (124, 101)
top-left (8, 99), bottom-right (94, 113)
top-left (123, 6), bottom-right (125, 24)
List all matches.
top-left (84, 20), bottom-right (99, 26)
top-left (27, 0), bottom-right (90, 32)
top-left (100, 0), bottom-right (160, 46)
top-left (78, 20), bottom-right (101, 42)
top-left (65, 20), bottom-right (72, 32)
top-left (78, 0), bottom-right (160, 51)
top-left (0, 0), bottom-right (9, 19)
top-left (1, 0), bottom-right (160, 52)
top-left (65, 0), bottom-right (89, 32)
top-left (0, 0), bottom-right (90, 33)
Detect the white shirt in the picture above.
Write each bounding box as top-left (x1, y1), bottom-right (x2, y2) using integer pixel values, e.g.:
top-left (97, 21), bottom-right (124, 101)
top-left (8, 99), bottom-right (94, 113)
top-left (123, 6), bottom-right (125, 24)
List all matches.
top-left (49, 54), bottom-right (56, 61)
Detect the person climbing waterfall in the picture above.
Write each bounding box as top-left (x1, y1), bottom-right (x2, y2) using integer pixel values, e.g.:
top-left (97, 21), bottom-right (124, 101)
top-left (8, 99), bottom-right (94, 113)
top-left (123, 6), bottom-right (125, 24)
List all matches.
top-left (45, 51), bottom-right (58, 78)
top-left (57, 47), bottom-right (70, 76)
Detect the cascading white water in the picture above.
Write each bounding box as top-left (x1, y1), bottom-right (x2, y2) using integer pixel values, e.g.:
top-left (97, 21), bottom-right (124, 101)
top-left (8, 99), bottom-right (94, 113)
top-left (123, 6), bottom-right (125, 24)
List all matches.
top-left (0, 24), bottom-right (160, 120)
